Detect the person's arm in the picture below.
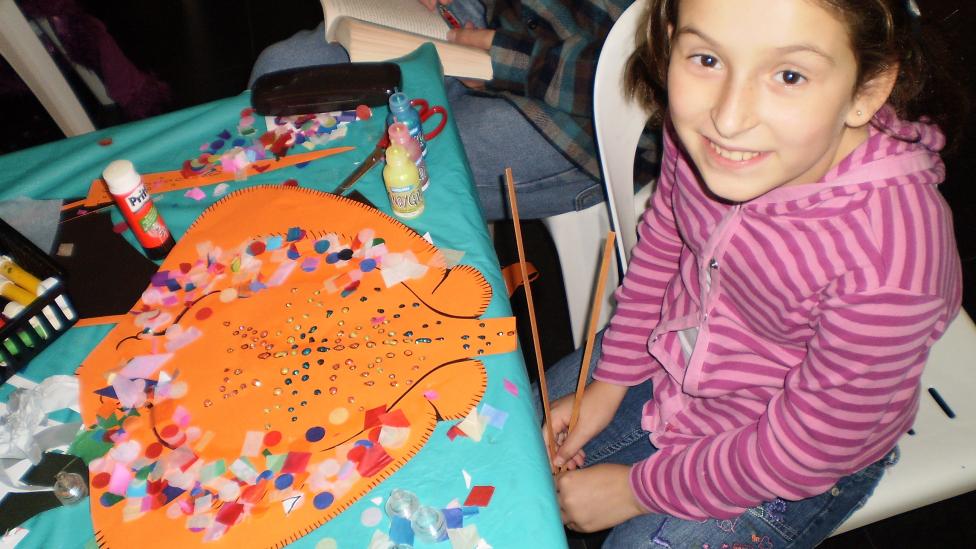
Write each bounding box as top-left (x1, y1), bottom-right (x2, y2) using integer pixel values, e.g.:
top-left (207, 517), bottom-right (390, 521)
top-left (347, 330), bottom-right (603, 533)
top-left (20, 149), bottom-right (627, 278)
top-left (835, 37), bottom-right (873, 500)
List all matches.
top-left (486, 0), bottom-right (631, 118)
top-left (591, 124), bottom-right (684, 386)
top-left (630, 287), bottom-right (952, 519)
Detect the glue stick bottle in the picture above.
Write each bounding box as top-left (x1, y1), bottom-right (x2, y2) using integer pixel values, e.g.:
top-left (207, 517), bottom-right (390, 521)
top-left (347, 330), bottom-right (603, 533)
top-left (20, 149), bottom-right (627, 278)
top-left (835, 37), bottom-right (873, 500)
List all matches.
top-left (383, 145), bottom-right (424, 219)
top-left (386, 92), bottom-right (427, 158)
top-left (102, 160), bottom-right (175, 260)
top-left (388, 122), bottom-right (429, 191)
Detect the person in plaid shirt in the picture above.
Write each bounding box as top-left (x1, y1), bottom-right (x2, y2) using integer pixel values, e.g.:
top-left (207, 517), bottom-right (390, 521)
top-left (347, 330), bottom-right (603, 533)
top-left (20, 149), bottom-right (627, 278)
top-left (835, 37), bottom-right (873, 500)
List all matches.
top-left (250, 0), bottom-right (657, 221)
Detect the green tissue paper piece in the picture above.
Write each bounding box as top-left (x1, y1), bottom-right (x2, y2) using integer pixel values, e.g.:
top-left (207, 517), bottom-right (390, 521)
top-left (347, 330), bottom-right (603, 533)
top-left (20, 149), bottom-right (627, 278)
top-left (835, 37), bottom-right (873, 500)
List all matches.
top-left (135, 464), bottom-right (154, 480)
top-left (265, 453), bottom-right (286, 473)
top-left (67, 429), bottom-right (113, 463)
top-left (95, 412), bottom-right (126, 430)
top-left (200, 459), bottom-right (227, 483)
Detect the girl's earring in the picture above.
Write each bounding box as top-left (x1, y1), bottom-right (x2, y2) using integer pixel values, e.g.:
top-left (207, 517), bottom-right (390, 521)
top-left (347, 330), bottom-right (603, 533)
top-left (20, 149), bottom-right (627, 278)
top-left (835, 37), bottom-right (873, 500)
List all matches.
top-left (857, 110), bottom-right (863, 117)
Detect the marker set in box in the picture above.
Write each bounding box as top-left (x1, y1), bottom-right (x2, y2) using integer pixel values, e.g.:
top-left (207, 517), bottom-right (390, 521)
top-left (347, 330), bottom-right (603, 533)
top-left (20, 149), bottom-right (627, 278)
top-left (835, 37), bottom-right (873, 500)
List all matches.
top-left (0, 217), bottom-right (77, 381)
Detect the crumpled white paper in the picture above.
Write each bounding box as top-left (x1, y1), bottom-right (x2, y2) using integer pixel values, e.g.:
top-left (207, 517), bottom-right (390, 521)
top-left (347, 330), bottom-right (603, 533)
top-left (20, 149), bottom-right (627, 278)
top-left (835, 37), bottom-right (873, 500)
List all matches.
top-left (0, 375), bottom-right (82, 496)
top-left (0, 375), bottom-right (80, 464)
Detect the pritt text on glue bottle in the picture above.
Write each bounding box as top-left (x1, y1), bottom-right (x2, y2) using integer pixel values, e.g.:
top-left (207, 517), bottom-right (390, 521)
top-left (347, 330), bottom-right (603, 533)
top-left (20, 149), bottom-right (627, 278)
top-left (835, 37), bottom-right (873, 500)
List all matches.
top-left (388, 122), bottom-right (429, 191)
top-left (386, 92), bottom-right (427, 158)
top-left (102, 159), bottom-right (176, 260)
top-left (382, 145), bottom-right (424, 219)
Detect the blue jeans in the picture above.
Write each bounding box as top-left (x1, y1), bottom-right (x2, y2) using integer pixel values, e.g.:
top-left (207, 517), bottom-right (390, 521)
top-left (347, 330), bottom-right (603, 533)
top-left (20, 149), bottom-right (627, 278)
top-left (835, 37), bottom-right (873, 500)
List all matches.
top-left (535, 333), bottom-right (894, 548)
top-left (248, 6), bottom-right (601, 221)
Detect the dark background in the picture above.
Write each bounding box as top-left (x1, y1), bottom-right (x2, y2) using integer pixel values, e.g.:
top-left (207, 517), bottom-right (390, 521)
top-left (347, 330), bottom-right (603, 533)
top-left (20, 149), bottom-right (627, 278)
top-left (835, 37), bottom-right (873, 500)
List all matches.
top-left (1, 1), bottom-right (973, 547)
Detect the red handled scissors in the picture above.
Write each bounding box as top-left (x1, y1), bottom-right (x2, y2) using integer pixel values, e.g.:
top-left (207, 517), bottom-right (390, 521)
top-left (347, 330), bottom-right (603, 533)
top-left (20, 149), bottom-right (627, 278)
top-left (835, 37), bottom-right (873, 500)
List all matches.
top-left (333, 98), bottom-right (448, 195)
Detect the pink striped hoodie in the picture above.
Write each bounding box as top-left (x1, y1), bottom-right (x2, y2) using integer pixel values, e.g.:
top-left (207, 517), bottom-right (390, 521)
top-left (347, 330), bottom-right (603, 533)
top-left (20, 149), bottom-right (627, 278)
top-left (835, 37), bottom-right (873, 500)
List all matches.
top-left (593, 106), bottom-right (962, 520)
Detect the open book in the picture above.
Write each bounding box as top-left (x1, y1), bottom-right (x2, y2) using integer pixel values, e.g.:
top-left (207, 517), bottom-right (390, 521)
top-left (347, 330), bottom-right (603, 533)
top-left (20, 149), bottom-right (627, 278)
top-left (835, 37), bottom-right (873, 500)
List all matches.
top-left (322, 0), bottom-right (493, 80)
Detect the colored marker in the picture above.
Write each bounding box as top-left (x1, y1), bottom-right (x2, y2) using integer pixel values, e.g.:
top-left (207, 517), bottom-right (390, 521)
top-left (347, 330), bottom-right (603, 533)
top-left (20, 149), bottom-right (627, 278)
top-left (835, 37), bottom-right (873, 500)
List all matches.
top-left (2, 335), bottom-right (20, 361)
top-left (3, 302), bottom-right (49, 340)
top-left (0, 277), bottom-right (35, 306)
top-left (0, 272), bottom-right (72, 329)
top-left (38, 277), bottom-right (77, 321)
top-left (0, 325), bottom-right (36, 351)
top-left (0, 255), bottom-right (43, 294)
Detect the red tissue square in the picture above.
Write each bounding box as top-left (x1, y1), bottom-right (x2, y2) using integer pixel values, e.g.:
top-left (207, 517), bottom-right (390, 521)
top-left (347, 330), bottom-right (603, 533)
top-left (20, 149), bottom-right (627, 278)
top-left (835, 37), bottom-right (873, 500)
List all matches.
top-left (378, 409), bottom-right (410, 428)
top-left (215, 502), bottom-right (244, 525)
top-left (464, 485), bottom-right (495, 507)
top-left (280, 451), bottom-right (311, 474)
top-left (363, 405), bottom-right (387, 429)
top-left (356, 445), bottom-right (392, 477)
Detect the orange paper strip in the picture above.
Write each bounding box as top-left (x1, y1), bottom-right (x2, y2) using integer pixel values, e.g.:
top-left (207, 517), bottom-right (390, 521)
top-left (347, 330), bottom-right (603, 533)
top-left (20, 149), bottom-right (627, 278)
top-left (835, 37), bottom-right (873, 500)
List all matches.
top-left (69, 146), bottom-right (355, 210)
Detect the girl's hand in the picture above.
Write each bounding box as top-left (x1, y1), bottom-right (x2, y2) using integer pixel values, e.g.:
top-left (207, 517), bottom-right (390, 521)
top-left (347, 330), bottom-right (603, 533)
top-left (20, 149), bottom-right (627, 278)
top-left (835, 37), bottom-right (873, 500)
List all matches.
top-left (556, 464), bottom-right (646, 532)
top-left (543, 380), bottom-right (628, 470)
top-left (445, 24), bottom-right (494, 89)
top-left (544, 392), bottom-right (586, 470)
top-left (418, 0), bottom-right (451, 10)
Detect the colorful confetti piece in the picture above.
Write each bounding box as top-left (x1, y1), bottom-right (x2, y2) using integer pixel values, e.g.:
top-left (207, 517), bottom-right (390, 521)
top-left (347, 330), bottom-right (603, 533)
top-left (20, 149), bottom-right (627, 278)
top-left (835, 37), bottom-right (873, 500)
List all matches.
top-left (463, 486), bottom-right (495, 507)
top-left (361, 506), bottom-right (383, 527)
top-left (503, 379), bottom-right (518, 397)
top-left (185, 187), bottom-right (207, 201)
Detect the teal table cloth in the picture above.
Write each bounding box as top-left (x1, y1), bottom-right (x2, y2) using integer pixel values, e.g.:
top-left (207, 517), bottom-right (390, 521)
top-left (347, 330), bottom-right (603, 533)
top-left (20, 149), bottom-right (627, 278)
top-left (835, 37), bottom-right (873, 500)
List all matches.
top-left (0, 44), bottom-right (566, 549)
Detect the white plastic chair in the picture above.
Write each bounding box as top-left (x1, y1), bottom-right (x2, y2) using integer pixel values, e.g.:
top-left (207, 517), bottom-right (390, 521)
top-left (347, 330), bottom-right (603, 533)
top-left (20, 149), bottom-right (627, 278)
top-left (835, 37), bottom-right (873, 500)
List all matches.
top-left (541, 201), bottom-right (617, 348)
top-left (593, 0), bottom-right (655, 271)
top-left (0, 0), bottom-right (95, 136)
top-left (595, 0), bottom-right (976, 536)
top-left (832, 310), bottom-right (976, 534)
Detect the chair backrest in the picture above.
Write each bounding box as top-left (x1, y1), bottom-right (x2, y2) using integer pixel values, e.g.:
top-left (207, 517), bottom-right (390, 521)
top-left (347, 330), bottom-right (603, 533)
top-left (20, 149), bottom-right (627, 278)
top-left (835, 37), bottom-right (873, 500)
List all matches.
top-left (0, 0), bottom-right (95, 136)
top-left (593, 0), bottom-right (651, 273)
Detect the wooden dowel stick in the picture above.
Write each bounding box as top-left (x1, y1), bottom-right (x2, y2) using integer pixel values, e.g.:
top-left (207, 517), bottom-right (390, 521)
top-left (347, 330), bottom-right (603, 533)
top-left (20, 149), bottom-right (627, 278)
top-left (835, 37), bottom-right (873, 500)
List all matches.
top-left (503, 168), bottom-right (557, 464)
top-left (567, 231), bottom-right (616, 435)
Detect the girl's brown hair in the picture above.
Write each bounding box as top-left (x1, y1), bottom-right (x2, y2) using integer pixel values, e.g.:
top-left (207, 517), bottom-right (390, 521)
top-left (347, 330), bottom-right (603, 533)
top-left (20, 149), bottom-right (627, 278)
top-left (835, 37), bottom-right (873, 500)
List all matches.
top-left (625, 0), bottom-right (969, 149)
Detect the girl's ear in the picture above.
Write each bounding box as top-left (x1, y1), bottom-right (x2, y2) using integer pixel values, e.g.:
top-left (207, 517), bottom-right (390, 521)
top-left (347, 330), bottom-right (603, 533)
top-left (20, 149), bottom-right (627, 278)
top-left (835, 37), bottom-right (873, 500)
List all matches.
top-left (846, 63), bottom-right (899, 128)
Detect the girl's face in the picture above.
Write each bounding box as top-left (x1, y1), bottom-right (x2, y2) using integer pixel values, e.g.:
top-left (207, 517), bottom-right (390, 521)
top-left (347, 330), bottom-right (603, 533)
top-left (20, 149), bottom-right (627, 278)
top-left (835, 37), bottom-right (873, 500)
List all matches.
top-left (667, 0), bottom-right (881, 202)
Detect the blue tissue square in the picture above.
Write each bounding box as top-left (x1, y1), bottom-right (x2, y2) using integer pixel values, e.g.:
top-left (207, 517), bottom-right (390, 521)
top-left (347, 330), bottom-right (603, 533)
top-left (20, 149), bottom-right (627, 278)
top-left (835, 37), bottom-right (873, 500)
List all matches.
top-left (389, 516), bottom-right (414, 545)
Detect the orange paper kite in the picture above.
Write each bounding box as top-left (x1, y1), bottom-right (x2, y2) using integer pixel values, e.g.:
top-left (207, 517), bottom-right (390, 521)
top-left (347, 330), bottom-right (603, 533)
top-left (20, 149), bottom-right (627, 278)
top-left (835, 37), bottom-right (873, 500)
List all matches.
top-left (76, 186), bottom-right (516, 547)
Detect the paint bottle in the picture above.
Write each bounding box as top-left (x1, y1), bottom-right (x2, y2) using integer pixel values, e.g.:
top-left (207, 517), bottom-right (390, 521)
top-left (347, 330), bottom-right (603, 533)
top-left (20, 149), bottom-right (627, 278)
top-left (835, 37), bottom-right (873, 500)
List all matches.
top-left (0, 257), bottom-right (74, 323)
top-left (0, 255), bottom-right (42, 294)
top-left (38, 277), bottom-right (77, 321)
top-left (388, 122), bottom-right (429, 191)
top-left (0, 276), bottom-right (35, 306)
top-left (0, 278), bottom-right (63, 331)
top-left (102, 160), bottom-right (176, 260)
top-left (3, 302), bottom-right (49, 340)
top-left (382, 145), bottom-right (424, 219)
top-left (386, 92), bottom-right (427, 158)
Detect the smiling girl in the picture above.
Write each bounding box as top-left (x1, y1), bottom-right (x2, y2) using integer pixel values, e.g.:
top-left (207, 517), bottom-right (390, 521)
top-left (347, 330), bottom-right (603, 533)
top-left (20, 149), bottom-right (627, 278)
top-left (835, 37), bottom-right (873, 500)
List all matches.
top-left (538, 0), bottom-right (966, 547)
